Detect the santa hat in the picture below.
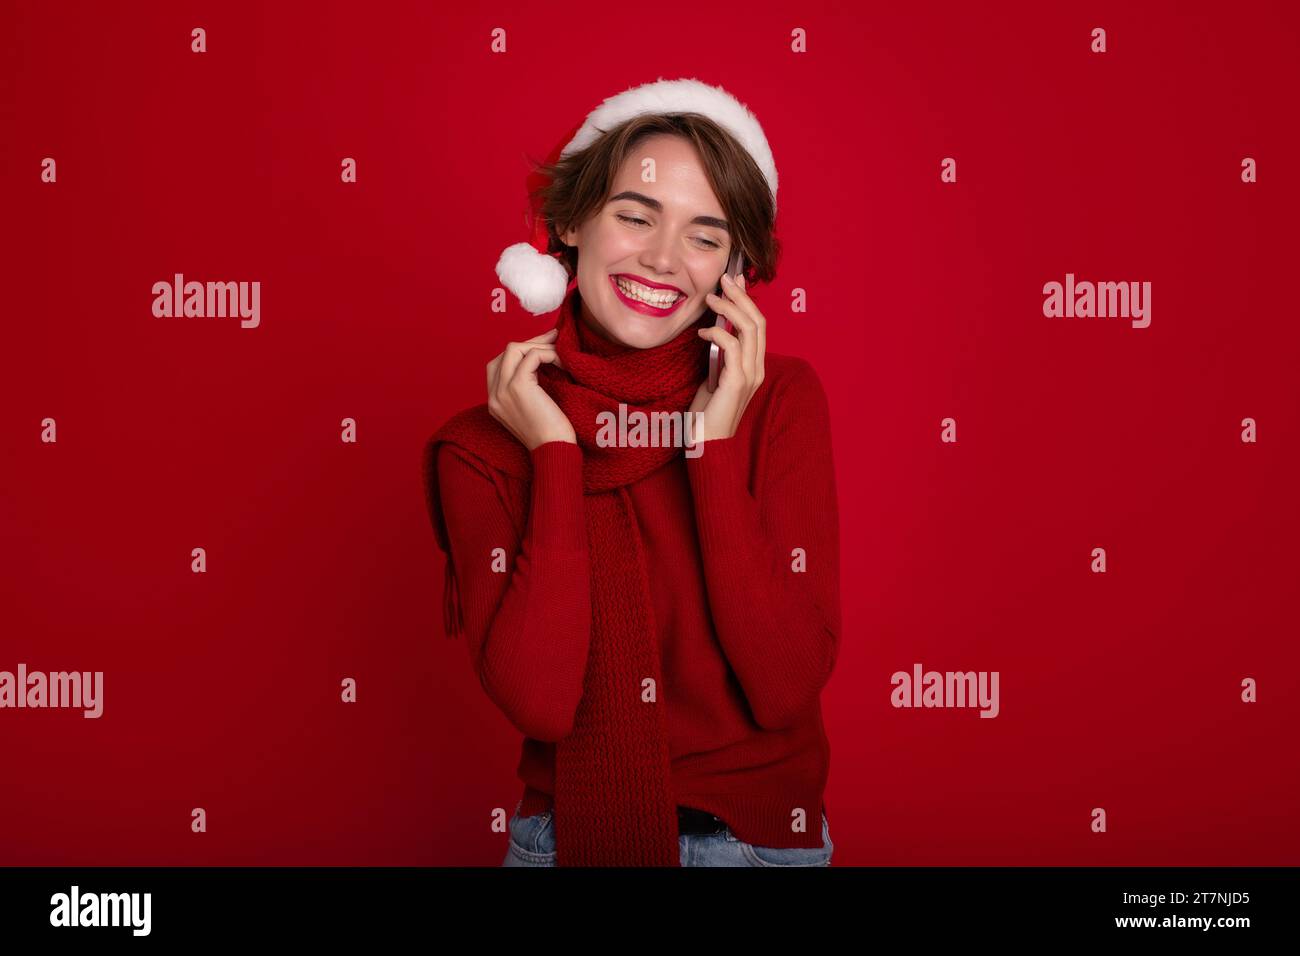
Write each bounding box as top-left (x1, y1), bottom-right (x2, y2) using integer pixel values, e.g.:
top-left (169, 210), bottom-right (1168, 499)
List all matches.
top-left (495, 77), bottom-right (779, 316)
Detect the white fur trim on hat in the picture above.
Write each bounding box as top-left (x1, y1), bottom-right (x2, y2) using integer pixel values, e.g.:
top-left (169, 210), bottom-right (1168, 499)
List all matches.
top-left (495, 242), bottom-right (571, 316)
top-left (560, 76), bottom-right (778, 215)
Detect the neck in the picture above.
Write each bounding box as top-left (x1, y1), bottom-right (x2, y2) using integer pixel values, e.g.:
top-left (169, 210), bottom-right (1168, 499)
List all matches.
top-left (571, 291), bottom-right (711, 358)
top-left (572, 295), bottom-right (600, 339)
top-left (572, 292), bottom-right (632, 356)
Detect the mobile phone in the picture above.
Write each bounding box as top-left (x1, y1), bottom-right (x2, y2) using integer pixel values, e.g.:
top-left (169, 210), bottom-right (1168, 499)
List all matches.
top-left (707, 247), bottom-right (745, 393)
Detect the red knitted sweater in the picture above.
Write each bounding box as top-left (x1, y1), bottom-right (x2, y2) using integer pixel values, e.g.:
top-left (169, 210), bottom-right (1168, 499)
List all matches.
top-left (433, 352), bottom-right (841, 849)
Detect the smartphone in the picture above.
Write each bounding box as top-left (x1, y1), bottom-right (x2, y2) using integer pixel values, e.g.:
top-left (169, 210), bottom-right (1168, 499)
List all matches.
top-left (707, 247), bottom-right (745, 393)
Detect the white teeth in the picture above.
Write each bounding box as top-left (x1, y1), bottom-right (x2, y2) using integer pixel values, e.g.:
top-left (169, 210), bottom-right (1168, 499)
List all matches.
top-left (616, 277), bottom-right (681, 308)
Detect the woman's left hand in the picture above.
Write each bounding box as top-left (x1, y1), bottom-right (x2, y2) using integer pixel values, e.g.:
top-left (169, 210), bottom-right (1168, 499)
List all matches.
top-left (687, 272), bottom-right (766, 445)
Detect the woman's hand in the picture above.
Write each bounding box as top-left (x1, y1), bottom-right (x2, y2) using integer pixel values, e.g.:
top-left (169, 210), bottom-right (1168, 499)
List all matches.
top-left (486, 328), bottom-right (577, 450)
top-left (688, 272), bottom-right (766, 444)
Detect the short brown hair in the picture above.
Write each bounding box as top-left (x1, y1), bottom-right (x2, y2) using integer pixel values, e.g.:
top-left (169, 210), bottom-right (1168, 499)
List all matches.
top-left (526, 113), bottom-right (780, 288)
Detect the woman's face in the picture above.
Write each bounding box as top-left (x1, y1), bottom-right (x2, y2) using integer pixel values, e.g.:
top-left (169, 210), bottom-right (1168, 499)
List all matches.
top-left (561, 133), bottom-right (732, 350)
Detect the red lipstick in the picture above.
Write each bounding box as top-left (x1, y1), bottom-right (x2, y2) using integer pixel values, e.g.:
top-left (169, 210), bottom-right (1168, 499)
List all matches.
top-left (609, 274), bottom-right (687, 318)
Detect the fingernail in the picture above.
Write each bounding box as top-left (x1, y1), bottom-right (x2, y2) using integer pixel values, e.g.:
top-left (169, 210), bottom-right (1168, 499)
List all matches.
top-left (721, 273), bottom-right (732, 284)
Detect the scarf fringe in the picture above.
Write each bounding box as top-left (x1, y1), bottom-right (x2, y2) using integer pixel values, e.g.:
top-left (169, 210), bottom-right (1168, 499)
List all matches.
top-left (442, 557), bottom-right (463, 638)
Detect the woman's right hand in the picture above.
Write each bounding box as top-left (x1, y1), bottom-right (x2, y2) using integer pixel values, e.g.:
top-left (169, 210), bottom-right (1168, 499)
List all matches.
top-left (486, 328), bottom-right (577, 450)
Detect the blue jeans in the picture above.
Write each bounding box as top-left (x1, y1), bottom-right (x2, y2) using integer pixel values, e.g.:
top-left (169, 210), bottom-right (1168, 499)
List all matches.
top-left (502, 802), bottom-right (834, 867)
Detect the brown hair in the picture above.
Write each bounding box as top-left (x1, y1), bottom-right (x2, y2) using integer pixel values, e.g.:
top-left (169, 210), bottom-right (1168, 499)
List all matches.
top-left (526, 113), bottom-right (780, 289)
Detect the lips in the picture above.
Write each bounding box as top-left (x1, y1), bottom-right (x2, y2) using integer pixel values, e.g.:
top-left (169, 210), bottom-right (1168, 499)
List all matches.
top-left (609, 274), bottom-right (688, 318)
top-left (615, 273), bottom-right (684, 295)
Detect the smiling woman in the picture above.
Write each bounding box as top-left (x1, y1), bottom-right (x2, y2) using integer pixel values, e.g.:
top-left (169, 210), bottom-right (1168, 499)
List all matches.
top-left (532, 111), bottom-right (780, 350)
top-left (423, 78), bottom-right (841, 869)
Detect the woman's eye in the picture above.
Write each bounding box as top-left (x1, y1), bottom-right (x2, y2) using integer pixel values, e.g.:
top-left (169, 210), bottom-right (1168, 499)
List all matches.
top-left (616, 213), bottom-right (721, 250)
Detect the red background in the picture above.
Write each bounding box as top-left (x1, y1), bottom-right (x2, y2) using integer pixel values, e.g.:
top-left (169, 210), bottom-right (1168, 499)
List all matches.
top-left (2, 1), bottom-right (1297, 865)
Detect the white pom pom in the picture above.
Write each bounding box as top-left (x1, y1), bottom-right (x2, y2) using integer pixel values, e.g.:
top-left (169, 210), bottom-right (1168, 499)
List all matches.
top-left (495, 242), bottom-right (571, 315)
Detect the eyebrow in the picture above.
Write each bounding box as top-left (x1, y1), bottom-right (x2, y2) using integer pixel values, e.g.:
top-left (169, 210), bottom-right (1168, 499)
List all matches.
top-left (608, 190), bottom-right (729, 231)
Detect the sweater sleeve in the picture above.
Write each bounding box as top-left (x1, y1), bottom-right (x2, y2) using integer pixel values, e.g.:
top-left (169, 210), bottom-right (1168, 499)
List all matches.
top-left (684, 359), bottom-right (842, 730)
top-left (436, 439), bottom-right (592, 742)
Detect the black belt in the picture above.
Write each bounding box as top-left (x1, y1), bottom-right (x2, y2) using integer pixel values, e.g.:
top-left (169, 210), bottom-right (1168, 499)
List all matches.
top-left (677, 804), bottom-right (728, 835)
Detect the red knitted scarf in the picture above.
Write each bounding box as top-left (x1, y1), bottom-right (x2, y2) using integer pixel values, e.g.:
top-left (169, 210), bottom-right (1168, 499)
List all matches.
top-left (423, 290), bottom-right (713, 866)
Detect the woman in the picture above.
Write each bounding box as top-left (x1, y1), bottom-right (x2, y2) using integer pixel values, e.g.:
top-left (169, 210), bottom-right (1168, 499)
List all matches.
top-left (422, 78), bottom-right (841, 867)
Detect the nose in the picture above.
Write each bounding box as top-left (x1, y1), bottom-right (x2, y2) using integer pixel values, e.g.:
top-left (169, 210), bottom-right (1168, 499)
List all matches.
top-left (638, 229), bottom-right (682, 278)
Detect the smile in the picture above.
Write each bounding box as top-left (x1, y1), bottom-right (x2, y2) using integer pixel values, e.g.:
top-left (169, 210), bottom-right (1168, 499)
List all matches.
top-left (610, 274), bottom-right (687, 317)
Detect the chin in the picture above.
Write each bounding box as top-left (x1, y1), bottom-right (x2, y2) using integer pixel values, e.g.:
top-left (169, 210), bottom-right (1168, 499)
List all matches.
top-left (586, 296), bottom-right (681, 349)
